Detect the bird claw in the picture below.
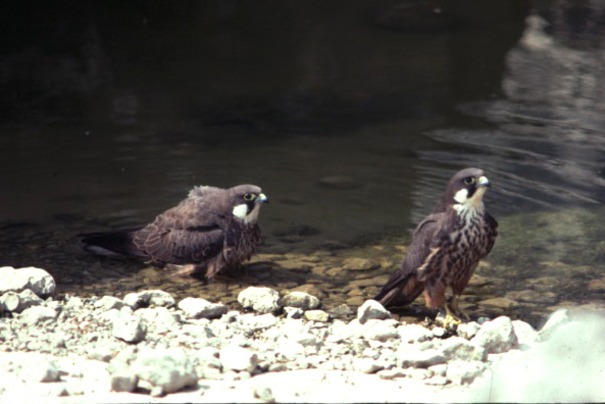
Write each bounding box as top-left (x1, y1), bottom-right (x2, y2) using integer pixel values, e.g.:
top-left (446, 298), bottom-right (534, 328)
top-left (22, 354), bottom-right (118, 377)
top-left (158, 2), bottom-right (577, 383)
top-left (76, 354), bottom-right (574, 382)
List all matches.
top-left (436, 308), bottom-right (462, 330)
top-left (436, 299), bottom-right (469, 330)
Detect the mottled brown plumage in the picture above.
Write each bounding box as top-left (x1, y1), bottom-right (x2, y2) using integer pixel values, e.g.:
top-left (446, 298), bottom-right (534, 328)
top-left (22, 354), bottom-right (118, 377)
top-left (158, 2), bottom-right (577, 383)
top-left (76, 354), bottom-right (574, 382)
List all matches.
top-left (81, 184), bottom-right (268, 279)
top-left (374, 168), bottom-right (497, 324)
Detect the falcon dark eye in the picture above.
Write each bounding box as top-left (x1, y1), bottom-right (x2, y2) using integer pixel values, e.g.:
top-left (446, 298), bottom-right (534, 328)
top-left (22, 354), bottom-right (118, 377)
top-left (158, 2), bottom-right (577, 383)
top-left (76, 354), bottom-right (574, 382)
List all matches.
top-left (243, 193), bottom-right (256, 201)
top-left (463, 177), bottom-right (476, 185)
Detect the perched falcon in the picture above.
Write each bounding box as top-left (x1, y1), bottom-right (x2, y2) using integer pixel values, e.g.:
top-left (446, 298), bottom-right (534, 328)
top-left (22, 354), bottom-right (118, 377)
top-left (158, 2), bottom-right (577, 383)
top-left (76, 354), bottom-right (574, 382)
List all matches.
top-left (374, 168), bottom-right (498, 327)
top-left (81, 184), bottom-right (268, 279)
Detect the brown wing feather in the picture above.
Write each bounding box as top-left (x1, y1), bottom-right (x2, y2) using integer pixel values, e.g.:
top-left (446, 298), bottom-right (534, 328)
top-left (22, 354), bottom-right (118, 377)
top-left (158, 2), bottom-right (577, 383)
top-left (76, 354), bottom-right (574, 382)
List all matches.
top-left (374, 213), bottom-right (445, 308)
top-left (132, 192), bottom-right (228, 264)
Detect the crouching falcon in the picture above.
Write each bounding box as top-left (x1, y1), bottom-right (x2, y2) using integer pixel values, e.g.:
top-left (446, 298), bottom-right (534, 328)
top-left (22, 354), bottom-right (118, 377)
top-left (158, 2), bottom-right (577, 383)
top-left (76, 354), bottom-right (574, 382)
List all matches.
top-left (374, 167), bottom-right (498, 327)
top-left (81, 184), bottom-right (268, 279)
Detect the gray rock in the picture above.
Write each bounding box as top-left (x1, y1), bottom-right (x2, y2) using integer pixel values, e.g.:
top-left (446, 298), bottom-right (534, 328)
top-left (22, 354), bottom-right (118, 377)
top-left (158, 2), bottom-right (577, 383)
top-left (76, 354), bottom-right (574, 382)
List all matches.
top-left (353, 357), bottom-right (383, 374)
top-left (284, 306), bottom-right (304, 319)
top-left (397, 323), bottom-right (433, 343)
top-left (219, 345), bottom-right (258, 373)
top-left (63, 295), bottom-right (84, 309)
top-left (294, 332), bottom-right (318, 347)
top-left (19, 305), bottom-right (58, 325)
top-left (328, 304), bottom-right (354, 318)
top-left (357, 300), bottom-right (391, 324)
top-left (254, 385), bottom-right (276, 403)
top-left (178, 297), bottom-right (228, 319)
top-left (456, 321), bottom-right (481, 340)
top-left (123, 290), bottom-right (175, 309)
top-left (130, 347), bottom-right (198, 395)
top-left (446, 360), bottom-right (486, 385)
top-left (194, 347), bottom-right (223, 377)
top-left (136, 307), bottom-right (180, 334)
top-left (439, 336), bottom-right (487, 362)
top-left (432, 326), bottom-right (446, 338)
top-left (539, 309), bottom-right (569, 340)
top-left (471, 316), bottom-right (518, 354)
top-left (1, 289), bottom-right (43, 313)
top-left (377, 368), bottom-right (407, 379)
top-left (238, 313), bottom-right (278, 333)
top-left (281, 292), bottom-right (320, 310)
top-left (110, 371), bottom-right (138, 392)
top-left (362, 319), bottom-right (399, 342)
top-left (0, 266), bottom-right (56, 298)
top-left (276, 341), bottom-right (305, 360)
top-left (342, 258), bottom-right (379, 271)
top-left (238, 287), bottom-right (282, 314)
top-left (95, 296), bottom-right (126, 311)
top-left (181, 324), bottom-right (214, 340)
top-left (304, 310), bottom-right (330, 322)
top-left (512, 320), bottom-right (540, 347)
top-left (20, 355), bottom-right (60, 382)
top-left (397, 344), bottom-right (446, 368)
top-left (113, 313), bottom-right (147, 343)
top-left (428, 363), bottom-right (447, 377)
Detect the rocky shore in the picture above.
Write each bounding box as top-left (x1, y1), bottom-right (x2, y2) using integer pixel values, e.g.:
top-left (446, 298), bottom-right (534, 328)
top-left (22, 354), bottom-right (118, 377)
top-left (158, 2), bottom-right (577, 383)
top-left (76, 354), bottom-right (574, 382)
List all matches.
top-left (1, 265), bottom-right (604, 403)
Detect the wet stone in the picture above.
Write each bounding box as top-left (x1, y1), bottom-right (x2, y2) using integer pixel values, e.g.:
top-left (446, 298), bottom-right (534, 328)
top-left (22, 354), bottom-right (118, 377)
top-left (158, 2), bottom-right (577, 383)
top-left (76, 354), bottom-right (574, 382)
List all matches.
top-left (587, 277), bottom-right (605, 292)
top-left (478, 297), bottom-right (519, 309)
top-left (342, 258), bottom-right (380, 271)
top-left (281, 291), bottom-right (320, 310)
top-left (287, 285), bottom-right (328, 300)
top-left (328, 304), bottom-right (354, 319)
top-left (505, 290), bottom-right (558, 304)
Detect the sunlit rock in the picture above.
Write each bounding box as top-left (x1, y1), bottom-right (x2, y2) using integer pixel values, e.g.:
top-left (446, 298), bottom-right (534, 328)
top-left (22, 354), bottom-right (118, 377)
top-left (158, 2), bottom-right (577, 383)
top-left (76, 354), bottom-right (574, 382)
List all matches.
top-left (471, 316), bottom-right (518, 354)
top-left (238, 287), bottom-right (282, 314)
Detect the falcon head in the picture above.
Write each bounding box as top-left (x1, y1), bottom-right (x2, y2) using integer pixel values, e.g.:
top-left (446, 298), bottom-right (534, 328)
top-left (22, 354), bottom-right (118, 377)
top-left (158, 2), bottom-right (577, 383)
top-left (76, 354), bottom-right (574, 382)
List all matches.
top-left (229, 184), bottom-right (269, 223)
top-left (436, 167), bottom-right (491, 213)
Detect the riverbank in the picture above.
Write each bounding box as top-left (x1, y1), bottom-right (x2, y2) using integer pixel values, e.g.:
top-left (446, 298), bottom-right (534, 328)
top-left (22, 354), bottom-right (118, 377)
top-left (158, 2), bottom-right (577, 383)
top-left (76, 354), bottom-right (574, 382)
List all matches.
top-left (1, 266), bottom-right (604, 402)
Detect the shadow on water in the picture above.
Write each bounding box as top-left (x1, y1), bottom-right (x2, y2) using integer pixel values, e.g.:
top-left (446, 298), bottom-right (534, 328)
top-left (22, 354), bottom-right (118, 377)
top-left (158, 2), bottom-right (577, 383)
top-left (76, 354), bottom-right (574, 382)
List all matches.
top-left (1, 1), bottom-right (604, 326)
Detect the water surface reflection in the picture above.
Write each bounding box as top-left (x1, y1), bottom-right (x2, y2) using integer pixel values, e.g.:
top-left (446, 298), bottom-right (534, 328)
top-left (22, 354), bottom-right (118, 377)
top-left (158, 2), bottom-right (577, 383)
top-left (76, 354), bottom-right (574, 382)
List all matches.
top-left (0, 2), bottom-right (604, 325)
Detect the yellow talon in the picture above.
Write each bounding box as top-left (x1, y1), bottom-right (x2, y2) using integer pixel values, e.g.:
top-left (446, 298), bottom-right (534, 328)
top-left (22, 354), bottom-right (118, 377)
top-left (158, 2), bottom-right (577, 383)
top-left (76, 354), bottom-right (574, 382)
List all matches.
top-left (440, 302), bottom-right (462, 329)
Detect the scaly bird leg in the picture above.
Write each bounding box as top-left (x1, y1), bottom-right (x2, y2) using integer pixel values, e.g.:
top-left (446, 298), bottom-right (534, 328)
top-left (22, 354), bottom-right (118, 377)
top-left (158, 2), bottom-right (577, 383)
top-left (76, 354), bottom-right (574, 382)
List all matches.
top-left (449, 295), bottom-right (470, 322)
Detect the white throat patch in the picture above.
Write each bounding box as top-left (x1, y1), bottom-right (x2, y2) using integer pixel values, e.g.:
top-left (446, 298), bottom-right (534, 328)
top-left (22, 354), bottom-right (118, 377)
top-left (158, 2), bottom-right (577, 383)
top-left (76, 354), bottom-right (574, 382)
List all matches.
top-left (232, 204), bottom-right (249, 220)
top-left (454, 188), bottom-right (468, 204)
top-left (232, 203), bottom-right (261, 224)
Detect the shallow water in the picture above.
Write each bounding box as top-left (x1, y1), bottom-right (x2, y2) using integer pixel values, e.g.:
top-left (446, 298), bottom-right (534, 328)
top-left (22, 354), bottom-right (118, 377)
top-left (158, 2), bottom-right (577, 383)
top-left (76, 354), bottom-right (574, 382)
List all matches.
top-left (1, 2), bottom-right (604, 326)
